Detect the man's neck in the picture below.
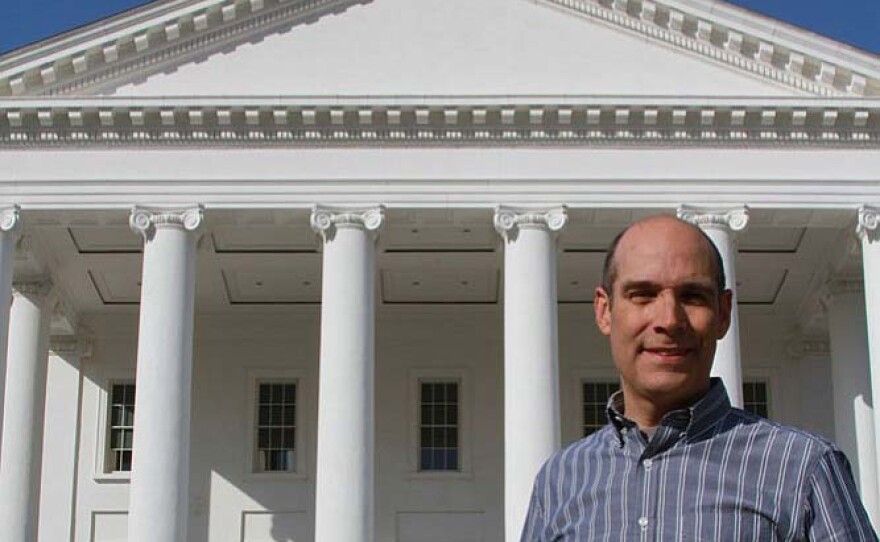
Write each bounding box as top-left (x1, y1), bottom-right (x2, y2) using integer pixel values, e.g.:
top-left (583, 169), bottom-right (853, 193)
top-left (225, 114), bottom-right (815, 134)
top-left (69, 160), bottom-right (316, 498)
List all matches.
top-left (621, 386), bottom-right (709, 429)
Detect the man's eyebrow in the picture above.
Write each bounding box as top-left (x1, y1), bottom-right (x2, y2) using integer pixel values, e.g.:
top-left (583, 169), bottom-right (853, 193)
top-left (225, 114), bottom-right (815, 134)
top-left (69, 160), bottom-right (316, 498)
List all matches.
top-left (618, 280), bottom-right (659, 292)
top-left (618, 279), bottom-right (717, 293)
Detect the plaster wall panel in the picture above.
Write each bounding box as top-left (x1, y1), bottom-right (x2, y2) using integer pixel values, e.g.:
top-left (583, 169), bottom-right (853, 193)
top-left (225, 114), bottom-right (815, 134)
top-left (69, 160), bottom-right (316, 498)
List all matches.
top-left (37, 353), bottom-right (83, 542)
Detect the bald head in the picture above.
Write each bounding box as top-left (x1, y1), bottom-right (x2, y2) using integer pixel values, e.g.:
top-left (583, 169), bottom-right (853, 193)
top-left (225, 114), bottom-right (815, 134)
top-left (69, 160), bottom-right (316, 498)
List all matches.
top-left (601, 215), bottom-right (726, 298)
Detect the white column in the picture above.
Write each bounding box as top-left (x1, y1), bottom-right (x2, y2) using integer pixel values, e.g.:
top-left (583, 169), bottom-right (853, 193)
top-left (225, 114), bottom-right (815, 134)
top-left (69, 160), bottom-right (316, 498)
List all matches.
top-left (311, 206), bottom-right (384, 542)
top-left (678, 206), bottom-right (749, 408)
top-left (0, 206), bottom-right (21, 446)
top-left (127, 207), bottom-right (202, 542)
top-left (857, 206), bottom-right (880, 508)
top-left (0, 279), bottom-right (54, 542)
top-left (826, 279), bottom-right (879, 526)
top-left (494, 206), bottom-right (567, 542)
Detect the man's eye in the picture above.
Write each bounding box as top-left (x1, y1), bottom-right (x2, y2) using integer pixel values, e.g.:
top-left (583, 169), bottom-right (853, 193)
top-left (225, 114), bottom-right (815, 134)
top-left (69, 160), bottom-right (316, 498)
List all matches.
top-left (628, 291), bottom-right (655, 302)
top-left (680, 291), bottom-right (711, 304)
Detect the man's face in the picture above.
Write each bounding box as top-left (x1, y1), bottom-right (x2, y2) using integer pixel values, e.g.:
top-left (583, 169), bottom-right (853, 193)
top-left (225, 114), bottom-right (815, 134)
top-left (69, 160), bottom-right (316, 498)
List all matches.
top-left (594, 218), bottom-right (732, 413)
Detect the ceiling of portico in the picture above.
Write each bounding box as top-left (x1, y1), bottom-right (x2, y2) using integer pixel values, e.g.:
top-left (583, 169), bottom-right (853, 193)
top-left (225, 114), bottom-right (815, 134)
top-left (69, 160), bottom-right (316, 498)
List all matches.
top-left (21, 207), bottom-right (857, 337)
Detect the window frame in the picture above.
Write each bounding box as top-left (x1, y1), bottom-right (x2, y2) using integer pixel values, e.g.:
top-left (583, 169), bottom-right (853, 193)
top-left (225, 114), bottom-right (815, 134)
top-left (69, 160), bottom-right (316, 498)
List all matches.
top-left (407, 368), bottom-right (472, 479)
top-left (581, 380), bottom-right (621, 438)
top-left (106, 382), bottom-right (136, 473)
top-left (742, 376), bottom-right (774, 419)
top-left (245, 369), bottom-right (307, 480)
top-left (93, 372), bottom-right (137, 482)
top-left (568, 369), bottom-right (619, 444)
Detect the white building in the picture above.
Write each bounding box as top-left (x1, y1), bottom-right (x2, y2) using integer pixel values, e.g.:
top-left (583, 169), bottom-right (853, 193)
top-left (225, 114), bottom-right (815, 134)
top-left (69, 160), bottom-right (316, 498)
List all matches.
top-left (0, 0), bottom-right (879, 540)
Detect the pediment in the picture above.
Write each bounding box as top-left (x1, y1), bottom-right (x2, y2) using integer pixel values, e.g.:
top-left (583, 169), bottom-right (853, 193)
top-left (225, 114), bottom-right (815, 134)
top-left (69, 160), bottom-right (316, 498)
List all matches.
top-left (0, 0), bottom-right (878, 98)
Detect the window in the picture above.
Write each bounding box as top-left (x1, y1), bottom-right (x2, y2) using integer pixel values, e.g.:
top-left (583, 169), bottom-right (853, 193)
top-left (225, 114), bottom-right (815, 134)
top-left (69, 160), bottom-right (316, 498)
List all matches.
top-left (108, 383), bottom-right (135, 472)
top-left (255, 382), bottom-right (297, 472)
top-left (743, 381), bottom-right (769, 418)
top-left (419, 381), bottom-right (459, 471)
top-left (582, 381), bottom-right (620, 437)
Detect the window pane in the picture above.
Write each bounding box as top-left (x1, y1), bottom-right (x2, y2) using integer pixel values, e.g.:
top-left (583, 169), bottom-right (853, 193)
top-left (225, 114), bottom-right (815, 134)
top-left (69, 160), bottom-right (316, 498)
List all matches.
top-left (419, 380), bottom-right (459, 472)
top-left (108, 383), bottom-right (136, 472)
top-left (582, 382), bottom-right (619, 437)
top-left (255, 381), bottom-right (297, 472)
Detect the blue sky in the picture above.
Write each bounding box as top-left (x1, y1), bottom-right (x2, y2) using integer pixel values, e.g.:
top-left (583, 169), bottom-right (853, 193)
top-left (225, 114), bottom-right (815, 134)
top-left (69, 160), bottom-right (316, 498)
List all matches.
top-left (1, 0), bottom-right (878, 56)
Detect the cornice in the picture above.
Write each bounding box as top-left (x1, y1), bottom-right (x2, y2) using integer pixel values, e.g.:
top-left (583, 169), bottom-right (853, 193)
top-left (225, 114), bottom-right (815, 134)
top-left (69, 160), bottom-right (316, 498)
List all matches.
top-left (0, 97), bottom-right (878, 148)
top-left (0, 0), bottom-right (363, 97)
top-left (542, 0), bottom-right (879, 97)
top-left (0, 0), bottom-right (877, 98)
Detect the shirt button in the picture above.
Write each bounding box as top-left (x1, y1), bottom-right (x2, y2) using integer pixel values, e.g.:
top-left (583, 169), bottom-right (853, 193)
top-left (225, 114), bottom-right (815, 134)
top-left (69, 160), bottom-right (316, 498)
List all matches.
top-left (638, 517), bottom-right (649, 529)
top-left (643, 458), bottom-right (653, 470)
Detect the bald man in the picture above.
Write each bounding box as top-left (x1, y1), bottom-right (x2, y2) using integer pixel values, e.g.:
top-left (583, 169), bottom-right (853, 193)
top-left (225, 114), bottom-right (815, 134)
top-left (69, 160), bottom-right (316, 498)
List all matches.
top-left (521, 216), bottom-right (876, 541)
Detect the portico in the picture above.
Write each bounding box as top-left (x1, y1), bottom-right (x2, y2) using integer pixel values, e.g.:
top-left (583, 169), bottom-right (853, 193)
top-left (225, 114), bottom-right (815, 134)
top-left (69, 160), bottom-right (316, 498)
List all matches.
top-left (0, 0), bottom-right (879, 540)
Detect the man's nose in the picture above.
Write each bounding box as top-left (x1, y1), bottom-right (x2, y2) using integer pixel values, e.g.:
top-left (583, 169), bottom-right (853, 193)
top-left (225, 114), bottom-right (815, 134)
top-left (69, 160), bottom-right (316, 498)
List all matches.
top-left (652, 291), bottom-right (686, 333)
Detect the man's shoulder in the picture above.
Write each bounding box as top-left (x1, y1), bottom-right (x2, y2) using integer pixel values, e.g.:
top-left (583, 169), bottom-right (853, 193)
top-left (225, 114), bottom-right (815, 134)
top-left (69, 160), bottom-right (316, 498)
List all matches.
top-left (723, 407), bottom-right (840, 455)
top-left (542, 426), bottom-right (617, 469)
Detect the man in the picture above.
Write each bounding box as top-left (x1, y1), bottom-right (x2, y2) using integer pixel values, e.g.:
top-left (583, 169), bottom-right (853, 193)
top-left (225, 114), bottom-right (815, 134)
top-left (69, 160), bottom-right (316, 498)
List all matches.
top-left (521, 215), bottom-right (877, 541)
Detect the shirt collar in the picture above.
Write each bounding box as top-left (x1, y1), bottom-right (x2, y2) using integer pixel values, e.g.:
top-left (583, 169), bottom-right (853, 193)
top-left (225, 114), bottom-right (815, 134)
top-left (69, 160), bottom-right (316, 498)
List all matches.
top-left (606, 378), bottom-right (731, 446)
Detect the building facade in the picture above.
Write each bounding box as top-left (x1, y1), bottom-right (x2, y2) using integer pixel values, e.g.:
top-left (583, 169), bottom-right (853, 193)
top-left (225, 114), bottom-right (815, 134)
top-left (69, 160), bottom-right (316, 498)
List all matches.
top-left (0, 0), bottom-right (879, 540)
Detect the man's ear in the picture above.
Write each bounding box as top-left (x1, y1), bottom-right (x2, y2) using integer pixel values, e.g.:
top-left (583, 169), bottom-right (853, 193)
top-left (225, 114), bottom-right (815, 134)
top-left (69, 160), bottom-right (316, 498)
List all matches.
top-left (716, 289), bottom-right (733, 339)
top-left (594, 286), bottom-right (612, 336)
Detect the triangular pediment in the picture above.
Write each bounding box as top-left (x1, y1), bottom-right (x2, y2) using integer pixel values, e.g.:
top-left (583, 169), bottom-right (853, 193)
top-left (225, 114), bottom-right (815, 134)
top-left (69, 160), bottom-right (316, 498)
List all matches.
top-left (0, 0), bottom-right (878, 98)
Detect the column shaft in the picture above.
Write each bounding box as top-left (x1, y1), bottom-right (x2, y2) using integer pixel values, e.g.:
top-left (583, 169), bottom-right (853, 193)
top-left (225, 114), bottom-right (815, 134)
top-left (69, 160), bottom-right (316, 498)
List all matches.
top-left (678, 207), bottom-right (748, 407)
top-left (0, 282), bottom-right (53, 542)
top-left (312, 207), bottom-right (383, 542)
top-left (495, 207), bottom-right (566, 542)
top-left (858, 207), bottom-right (880, 511)
top-left (827, 284), bottom-right (879, 527)
top-left (0, 206), bottom-right (21, 445)
top-left (127, 208), bottom-right (201, 542)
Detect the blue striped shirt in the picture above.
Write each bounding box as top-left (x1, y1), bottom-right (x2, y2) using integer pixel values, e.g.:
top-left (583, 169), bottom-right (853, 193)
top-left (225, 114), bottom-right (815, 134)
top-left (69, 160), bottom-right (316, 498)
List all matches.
top-left (521, 379), bottom-right (877, 541)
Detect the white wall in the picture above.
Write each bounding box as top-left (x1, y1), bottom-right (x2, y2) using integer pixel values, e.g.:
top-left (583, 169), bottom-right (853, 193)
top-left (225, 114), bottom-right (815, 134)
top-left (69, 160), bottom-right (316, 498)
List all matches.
top-left (60, 303), bottom-right (828, 542)
top-left (110, 0), bottom-right (802, 98)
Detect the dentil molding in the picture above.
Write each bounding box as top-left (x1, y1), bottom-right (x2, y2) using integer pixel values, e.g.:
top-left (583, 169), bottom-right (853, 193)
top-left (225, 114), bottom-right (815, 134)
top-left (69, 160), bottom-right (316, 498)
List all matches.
top-left (130, 206), bottom-right (205, 241)
top-left (310, 206), bottom-right (385, 241)
top-left (0, 99), bottom-right (877, 148)
top-left (677, 205), bottom-right (749, 232)
top-left (494, 206), bottom-right (568, 241)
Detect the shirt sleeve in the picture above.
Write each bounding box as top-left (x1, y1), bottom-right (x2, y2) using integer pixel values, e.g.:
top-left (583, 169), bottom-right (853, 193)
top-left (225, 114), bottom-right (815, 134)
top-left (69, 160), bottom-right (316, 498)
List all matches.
top-left (520, 483), bottom-right (546, 542)
top-left (806, 449), bottom-right (878, 541)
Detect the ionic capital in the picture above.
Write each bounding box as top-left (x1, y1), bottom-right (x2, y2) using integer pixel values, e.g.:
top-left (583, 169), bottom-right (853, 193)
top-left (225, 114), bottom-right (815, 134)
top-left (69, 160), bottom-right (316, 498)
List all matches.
top-left (493, 206), bottom-right (568, 241)
top-left (857, 206), bottom-right (880, 243)
top-left (310, 205), bottom-right (385, 241)
top-left (677, 205), bottom-right (749, 232)
top-left (49, 334), bottom-right (93, 358)
top-left (826, 277), bottom-right (864, 297)
top-left (13, 278), bottom-right (54, 301)
top-left (786, 335), bottom-right (831, 360)
top-left (0, 205), bottom-right (21, 234)
top-left (130, 206), bottom-right (204, 241)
